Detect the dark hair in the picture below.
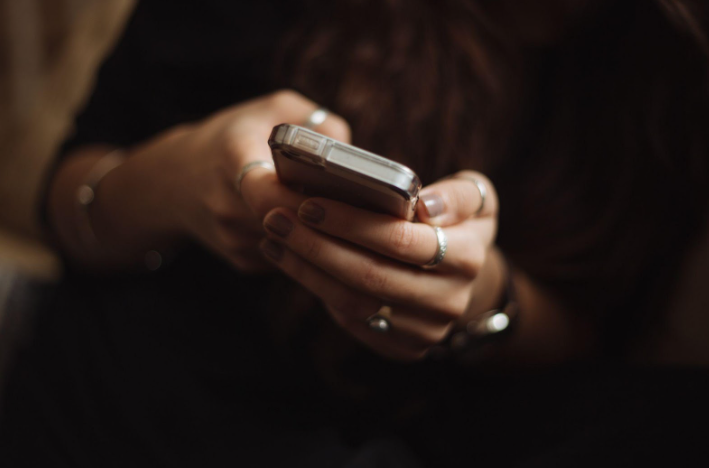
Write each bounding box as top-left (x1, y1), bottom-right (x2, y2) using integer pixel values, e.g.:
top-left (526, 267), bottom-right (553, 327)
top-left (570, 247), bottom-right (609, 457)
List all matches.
top-left (277, 0), bottom-right (709, 354)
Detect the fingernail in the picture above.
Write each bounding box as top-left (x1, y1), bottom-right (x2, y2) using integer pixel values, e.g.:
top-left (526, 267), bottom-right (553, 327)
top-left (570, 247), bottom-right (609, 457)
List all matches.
top-left (264, 213), bottom-right (293, 238)
top-left (421, 193), bottom-right (444, 218)
top-left (260, 239), bottom-right (284, 262)
top-left (298, 201), bottom-right (325, 224)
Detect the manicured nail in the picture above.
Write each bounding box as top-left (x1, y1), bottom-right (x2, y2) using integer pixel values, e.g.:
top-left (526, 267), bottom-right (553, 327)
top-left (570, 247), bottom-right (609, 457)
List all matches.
top-left (298, 201), bottom-right (325, 224)
top-left (264, 213), bottom-right (293, 238)
top-left (421, 193), bottom-right (444, 218)
top-left (260, 239), bottom-right (284, 262)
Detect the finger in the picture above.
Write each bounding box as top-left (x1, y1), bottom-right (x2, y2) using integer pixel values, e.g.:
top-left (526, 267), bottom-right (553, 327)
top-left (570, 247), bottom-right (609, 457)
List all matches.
top-left (344, 319), bottom-right (431, 362)
top-left (263, 209), bottom-right (472, 319)
top-left (259, 238), bottom-right (380, 323)
top-left (297, 198), bottom-right (495, 273)
top-left (259, 90), bottom-right (351, 143)
top-left (339, 306), bottom-right (449, 361)
top-left (240, 171), bottom-right (309, 219)
top-left (216, 89), bottom-right (352, 189)
top-left (229, 91), bottom-right (351, 214)
top-left (260, 90), bottom-right (350, 139)
top-left (416, 170), bottom-right (499, 227)
top-left (229, 90), bottom-right (351, 162)
top-left (211, 183), bottom-right (266, 232)
top-left (258, 238), bottom-right (433, 361)
top-left (373, 307), bottom-right (454, 348)
top-left (308, 112), bottom-right (351, 143)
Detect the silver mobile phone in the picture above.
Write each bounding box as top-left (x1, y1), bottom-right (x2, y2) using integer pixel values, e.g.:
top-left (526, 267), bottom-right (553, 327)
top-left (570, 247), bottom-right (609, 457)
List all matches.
top-left (268, 124), bottom-right (421, 220)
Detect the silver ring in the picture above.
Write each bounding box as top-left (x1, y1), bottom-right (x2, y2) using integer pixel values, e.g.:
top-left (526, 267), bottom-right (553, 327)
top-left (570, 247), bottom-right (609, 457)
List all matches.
top-left (235, 161), bottom-right (275, 195)
top-left (367, 305), bottom-right (392, 333)
top-left (454, 175), bottom-right (487, 216)
top-left (471, 178), bottom-right (487, 216)
top-left (423, 226), bottom-right (448, 268)
top-left (303, 108), bottom-right (329, 129)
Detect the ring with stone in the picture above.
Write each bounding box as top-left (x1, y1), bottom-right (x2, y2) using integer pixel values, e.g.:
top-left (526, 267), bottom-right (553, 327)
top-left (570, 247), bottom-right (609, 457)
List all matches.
top-left (367, 304), bottom-right (392, 333)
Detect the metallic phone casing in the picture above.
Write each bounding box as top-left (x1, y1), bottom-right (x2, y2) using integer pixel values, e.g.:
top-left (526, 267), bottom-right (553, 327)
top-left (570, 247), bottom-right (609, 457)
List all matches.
top-left (268, 124), bottom-right (421, 220)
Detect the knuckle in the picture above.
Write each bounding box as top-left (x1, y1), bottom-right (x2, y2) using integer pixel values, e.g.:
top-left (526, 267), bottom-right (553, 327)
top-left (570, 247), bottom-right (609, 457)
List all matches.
top-left (360, 258), bottom-right (389, 294)
top-left (388, 222), bottom-right (419, 254)
top-left (450, 182), bottom-right (471, 214)
top-left (268, 89), bottom-right (301, 108)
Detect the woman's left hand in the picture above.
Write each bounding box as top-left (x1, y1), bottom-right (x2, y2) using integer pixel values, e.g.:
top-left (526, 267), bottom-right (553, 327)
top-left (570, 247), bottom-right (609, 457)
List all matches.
top-left (260, 171), bottom-right (499, 361)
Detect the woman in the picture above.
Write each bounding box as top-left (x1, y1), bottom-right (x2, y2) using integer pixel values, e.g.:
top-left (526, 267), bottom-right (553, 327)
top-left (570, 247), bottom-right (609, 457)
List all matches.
top-left (2, 0), bottom-right (708, 466)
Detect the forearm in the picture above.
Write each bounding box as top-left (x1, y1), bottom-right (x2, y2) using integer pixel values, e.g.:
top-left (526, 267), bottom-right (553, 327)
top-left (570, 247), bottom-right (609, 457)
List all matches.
top-left (47, 144), bottom-right (181, 270)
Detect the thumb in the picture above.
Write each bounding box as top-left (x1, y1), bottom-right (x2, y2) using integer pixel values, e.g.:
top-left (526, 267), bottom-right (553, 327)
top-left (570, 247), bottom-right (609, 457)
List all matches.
top-left (416, 171), bottom-right (497, 227)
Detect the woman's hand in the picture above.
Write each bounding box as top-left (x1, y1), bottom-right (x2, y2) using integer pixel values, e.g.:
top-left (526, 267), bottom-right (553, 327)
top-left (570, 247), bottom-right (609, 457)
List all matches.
top-left (137, 90), bottom-right (352, 271)
top-left (259, 171), bottom-right (501, 360)
top-left (50, 90), bottom-right (350, 271)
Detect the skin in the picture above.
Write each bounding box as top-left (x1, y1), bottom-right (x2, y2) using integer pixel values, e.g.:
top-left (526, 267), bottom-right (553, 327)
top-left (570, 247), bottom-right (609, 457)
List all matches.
top-left (48, 90), bottom-right (596, 364)
top-left (260, 173), bottom-right (500, 361)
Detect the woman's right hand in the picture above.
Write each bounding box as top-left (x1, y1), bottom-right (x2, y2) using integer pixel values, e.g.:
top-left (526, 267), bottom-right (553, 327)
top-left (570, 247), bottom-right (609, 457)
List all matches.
top-left (50, 90), bottom-right (350, 271)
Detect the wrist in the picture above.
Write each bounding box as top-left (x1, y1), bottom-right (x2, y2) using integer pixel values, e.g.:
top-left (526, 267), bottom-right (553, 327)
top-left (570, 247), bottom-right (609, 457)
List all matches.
top-left (463, 247), bottom-right (508, 319)
top-left (93, 147), bottom-right (180, 245)
top-left (50, 145), bottom-right (183, 270)
top-left (432, 248), bottom-right (519, 363)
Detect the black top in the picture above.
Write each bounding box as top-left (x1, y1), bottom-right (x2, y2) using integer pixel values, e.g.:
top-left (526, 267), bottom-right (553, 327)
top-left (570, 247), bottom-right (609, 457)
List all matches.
top-left (2, 1), bottom-right (709, 467)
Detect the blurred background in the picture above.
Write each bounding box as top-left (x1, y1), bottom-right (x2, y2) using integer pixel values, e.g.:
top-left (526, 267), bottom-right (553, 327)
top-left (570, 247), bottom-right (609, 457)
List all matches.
top-left (0, 0), bottom-right (134, 397)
